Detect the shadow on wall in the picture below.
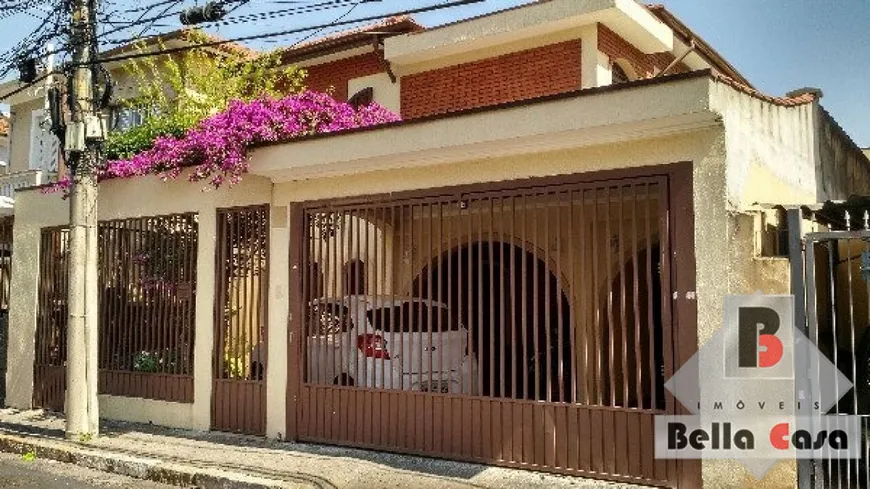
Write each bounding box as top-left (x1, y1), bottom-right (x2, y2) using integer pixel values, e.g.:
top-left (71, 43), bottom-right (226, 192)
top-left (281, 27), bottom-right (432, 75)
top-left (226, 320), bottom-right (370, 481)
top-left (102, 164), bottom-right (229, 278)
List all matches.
top-left (0, 310), bottom-right (6, 407)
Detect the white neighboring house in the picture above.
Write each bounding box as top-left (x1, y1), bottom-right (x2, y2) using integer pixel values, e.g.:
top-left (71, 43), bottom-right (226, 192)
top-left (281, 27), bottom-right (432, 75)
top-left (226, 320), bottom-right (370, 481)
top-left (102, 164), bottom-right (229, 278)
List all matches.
top-left (0, 78), bottom-right (58, 215)
top-left (0, 113), bottom-right (12, 214)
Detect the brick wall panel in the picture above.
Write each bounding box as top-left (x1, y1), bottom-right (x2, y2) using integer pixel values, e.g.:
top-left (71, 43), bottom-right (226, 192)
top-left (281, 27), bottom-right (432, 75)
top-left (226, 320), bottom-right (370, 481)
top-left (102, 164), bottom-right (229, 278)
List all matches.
top-left (598, 24), bottom-right (689, 79)
top-left (305, 52), bottom-right (384, 101)
top-left (401, 40), bottom-right (582, 119)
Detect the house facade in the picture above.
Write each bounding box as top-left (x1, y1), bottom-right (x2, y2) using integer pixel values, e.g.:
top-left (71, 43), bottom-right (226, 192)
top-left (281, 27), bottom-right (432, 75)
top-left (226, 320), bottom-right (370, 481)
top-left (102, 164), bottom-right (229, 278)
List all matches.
top-left (4, 1), bottom-right (870, 488)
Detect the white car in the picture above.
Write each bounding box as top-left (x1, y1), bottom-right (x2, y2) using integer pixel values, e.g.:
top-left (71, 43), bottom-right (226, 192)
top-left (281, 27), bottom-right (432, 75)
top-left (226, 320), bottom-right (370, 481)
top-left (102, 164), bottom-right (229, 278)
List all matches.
top-left (306, 295), bottom-right (478, 395)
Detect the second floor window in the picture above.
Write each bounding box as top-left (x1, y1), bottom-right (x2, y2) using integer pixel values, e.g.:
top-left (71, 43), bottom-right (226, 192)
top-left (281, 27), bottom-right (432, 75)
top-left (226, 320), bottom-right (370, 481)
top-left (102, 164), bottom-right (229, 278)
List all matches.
top-left (110, 106), bottom-right (149, 132)
top-left (29, 109), bottom-right (59, 173)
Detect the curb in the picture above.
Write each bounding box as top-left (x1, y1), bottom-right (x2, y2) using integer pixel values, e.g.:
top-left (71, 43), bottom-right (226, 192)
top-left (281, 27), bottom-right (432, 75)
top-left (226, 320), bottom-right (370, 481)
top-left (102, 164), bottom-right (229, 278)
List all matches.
top-left (0, 432), bottom-right (311, 489)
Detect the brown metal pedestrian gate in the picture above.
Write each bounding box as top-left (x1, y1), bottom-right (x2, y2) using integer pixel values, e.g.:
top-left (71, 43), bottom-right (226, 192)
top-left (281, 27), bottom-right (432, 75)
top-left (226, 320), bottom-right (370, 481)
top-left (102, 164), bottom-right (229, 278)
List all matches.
top-left (212, 206), bottom-right (269, 435)
top-left (33, 227), bottom-right (69, 412)
top-left (288, 167), bottom-right (700, 487)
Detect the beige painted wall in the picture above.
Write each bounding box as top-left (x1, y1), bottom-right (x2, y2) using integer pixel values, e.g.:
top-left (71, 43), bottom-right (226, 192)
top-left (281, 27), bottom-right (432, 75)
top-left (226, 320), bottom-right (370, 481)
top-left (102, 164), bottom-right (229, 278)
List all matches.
top-left (348, 73), bottom-right (401, 115)
top-left (6, 171), bottom-right (272, 431)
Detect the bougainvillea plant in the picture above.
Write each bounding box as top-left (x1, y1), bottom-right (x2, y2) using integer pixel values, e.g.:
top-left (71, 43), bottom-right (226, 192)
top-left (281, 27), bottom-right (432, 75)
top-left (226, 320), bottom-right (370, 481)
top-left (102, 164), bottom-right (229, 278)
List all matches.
top-left (47, 90), bottom-right (399, 193)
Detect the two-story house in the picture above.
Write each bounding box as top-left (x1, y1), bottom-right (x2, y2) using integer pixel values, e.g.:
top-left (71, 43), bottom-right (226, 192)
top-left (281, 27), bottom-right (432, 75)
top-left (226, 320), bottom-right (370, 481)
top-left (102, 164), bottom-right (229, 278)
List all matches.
top-left (5, 2), bottom-right (870, 488)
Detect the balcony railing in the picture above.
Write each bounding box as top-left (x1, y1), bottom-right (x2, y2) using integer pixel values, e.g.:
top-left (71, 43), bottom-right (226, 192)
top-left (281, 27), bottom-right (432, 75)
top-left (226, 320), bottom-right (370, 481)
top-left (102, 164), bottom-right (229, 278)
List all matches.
top-left (0, 169), bottom-right (48, 201)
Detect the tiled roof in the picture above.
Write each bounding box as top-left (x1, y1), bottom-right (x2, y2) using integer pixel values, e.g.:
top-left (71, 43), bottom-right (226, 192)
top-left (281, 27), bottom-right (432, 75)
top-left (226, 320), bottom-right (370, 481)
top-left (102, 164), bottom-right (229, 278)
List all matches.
top-left (712, 72), bottom-right (818, 107)
top-left (645, 4), bottom-right (753, 88)
top-left (101, 28), bottom-right (258, 60)
top-left (269, 16), bottom-right (423, 64)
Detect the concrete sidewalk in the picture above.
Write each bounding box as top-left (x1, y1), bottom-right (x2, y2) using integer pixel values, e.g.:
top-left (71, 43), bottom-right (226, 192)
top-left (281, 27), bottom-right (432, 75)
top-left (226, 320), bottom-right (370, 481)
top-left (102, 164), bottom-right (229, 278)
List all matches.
top-left (0, 409), bottom-right (644, 489)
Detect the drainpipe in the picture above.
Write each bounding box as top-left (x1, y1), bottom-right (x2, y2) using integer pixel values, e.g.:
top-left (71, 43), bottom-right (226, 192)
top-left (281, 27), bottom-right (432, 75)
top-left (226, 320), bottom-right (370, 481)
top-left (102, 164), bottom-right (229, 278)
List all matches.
top-left (367, 33), bottom-right (398, 84)
top-left (655, 40), bottom-right (696, 78)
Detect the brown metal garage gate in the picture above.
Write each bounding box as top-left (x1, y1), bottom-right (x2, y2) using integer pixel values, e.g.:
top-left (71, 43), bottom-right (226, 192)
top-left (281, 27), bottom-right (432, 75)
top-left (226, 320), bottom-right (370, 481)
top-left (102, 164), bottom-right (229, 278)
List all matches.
top-left (285, 166), bottom-right (699, 487)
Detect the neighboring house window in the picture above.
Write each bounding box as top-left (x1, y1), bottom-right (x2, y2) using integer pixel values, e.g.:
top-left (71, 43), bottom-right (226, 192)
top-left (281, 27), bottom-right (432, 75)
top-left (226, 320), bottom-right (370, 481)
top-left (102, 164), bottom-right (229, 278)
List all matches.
top-left (110, 106), bottom-right (149, 132)
top-left (612, 63), bottom-right (630, 84)
top-left (348, 87), bottom-right (374, 109)
top-left (29, 109), bottom-right (59, 172)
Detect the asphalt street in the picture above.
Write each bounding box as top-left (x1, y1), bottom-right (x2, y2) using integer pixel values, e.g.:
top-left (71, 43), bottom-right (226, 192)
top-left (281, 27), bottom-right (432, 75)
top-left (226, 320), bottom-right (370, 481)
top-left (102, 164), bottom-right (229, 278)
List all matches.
top-left (0, 452), bottom-right (178, 488)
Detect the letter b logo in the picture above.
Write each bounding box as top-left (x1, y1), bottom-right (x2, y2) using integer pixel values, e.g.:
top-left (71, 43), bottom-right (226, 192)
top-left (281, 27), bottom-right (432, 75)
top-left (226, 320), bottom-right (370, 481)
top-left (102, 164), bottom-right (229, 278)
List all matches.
top-left (738, 307), bottom-right (784, 369)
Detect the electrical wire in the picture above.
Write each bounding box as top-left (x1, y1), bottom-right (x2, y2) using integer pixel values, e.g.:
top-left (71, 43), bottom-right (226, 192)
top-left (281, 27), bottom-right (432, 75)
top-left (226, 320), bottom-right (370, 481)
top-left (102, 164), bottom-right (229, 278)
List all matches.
top-left (85, 0), bottom-right (484, 66)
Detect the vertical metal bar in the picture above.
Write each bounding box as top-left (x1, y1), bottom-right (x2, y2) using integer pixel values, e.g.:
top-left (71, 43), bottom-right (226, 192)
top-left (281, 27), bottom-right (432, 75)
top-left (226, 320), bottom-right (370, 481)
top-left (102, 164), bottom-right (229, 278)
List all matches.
top-left (499, 197), bottom-right (506, 400)
top-left (185, 216), bottom-right (194, 379)
top-left (618, 186), bottom-right (629, 407)
top-left (509, 196), bottom-right (517, 400)
top-left (159, 217), bottom-right (169, 376)
top-left (605, 186), bottom-right (616, 406)
top-left (380, 206), bottom-right (388, 391)
top-left (577, 189), bottom-right (588, 405)
top-left (419, 204), bottom-right (427, 387)
top-left (477, 200), bottom-right (485, 397)
top-left (543, 194), bottom-right (552, 403)
top-left (389, 205), bottom-right (397, 390)
top-left (592, 188), bottom-right (602, 405)
top-left (631, 186), bottom-right (642, 408)
top-left (555, 193), bottom-right (564, 403)
top-left (336, 209), bottom-right (345, 387)
top-left (428, 203), bottom-right (435, 389)
top-left (315, 211), bottom-right (324, 385)
top-left (302, 212), bottom-right (311, 385)
top-left (246, 211), bottom-right (258, 428)
top-left (531, 195), bottom-right (540, 401)
top-left (457, 200), bottom-right (465, 396)
top-left (488, 199), bottom-right (495, 399)
top-left (217, 212), bottom-right (226, 383)
top-left (135, 219), bottom-right (145, 382)
top-left (845, 239), bottom-right (858, 416)
top-left (788, 208), bottom-right (814, 489)
top-left (644, 185), bottom-right (656, 410)
top-left (465, 199), bottom-right (474, 396)
top-left (437, 202), bottom-right (444, 395)
top-left (395, 205), bottom-right (403, 389)
top-left (155, 217), bottom-right (165, 378)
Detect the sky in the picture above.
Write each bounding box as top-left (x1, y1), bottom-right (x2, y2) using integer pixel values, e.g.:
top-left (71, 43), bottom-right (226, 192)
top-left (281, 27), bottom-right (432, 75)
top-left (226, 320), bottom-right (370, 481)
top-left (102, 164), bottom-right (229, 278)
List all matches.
top-left (1, 0), bottom-right (868, 146)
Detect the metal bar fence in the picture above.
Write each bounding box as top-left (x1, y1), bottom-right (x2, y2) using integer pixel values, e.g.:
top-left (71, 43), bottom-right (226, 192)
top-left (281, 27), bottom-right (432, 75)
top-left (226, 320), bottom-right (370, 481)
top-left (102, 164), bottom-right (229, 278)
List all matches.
top-left (294, 177), bottom-right (677, 486)
top-left (793, 206), bottom-right (870, 488)
top-left (33, 214), bottom-right (198, 407)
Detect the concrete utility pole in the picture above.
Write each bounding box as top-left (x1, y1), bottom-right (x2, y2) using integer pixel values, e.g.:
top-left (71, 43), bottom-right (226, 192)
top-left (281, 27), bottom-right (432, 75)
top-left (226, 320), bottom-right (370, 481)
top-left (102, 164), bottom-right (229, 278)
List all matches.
top-left (65, 0), bottom-right (101, 439)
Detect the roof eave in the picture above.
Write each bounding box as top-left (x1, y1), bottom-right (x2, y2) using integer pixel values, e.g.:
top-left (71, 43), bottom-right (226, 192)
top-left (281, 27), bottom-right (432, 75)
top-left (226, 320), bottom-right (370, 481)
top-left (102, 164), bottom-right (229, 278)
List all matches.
top-left (647, 5), bottom-right (753, 89)
top-left (248, 70), bottom-right (716, 182)
top-left (385, 0), bottom-right (673, 67)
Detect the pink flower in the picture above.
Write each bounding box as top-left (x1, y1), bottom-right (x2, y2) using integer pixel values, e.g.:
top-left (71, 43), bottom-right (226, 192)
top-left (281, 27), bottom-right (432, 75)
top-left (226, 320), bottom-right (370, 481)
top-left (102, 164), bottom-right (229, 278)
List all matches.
top-left (45, 91), bottom-right (400, 194)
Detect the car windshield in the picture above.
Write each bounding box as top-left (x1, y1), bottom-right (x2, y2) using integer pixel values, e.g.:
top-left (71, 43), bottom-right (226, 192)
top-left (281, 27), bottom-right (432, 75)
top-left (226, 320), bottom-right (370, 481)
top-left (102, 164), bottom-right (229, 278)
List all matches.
top-left (308, 303), bottom-right (352, 335)
top-left (367, 302), bottom-right (461, 332)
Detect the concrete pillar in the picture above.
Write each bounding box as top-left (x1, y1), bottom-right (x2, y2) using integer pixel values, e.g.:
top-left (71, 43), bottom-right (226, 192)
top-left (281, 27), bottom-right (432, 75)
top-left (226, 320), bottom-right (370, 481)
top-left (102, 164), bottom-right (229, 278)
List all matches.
top-left (191, 207), bottom-right (216, 430)
top-left (266, 205), bottom-right (289, 439)
top-left (4, 222), bottom-right (42, 408)
top-left (579, 25), bottom-right (612, 89)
